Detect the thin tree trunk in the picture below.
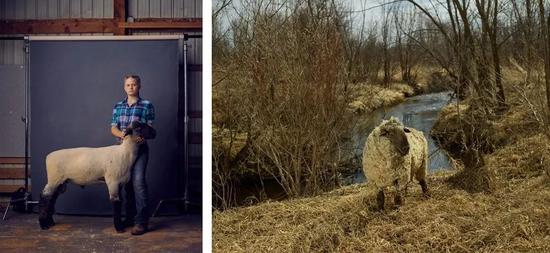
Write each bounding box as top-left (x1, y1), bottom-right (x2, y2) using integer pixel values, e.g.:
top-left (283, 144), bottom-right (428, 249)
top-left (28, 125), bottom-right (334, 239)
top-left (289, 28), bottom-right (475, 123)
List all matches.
top-left (539, 0), bottom-right (550, 121)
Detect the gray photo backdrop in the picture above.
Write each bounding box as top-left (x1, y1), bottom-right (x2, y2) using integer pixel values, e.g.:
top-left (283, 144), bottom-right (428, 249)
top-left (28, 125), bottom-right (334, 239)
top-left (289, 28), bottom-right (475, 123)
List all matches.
top-left (30, 39), bottom-right (180, 215)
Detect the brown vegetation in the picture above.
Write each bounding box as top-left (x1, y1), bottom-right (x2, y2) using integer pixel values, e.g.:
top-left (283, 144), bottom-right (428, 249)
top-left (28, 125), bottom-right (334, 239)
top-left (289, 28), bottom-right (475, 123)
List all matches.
top-left (213, 0), bottom-right (550, 217)
top-left (213, 0), bottom-right (352, 209)
top-left (212, 0), bottom-right (452, 209)
top-left (213, 71), bottom-right (550, 251)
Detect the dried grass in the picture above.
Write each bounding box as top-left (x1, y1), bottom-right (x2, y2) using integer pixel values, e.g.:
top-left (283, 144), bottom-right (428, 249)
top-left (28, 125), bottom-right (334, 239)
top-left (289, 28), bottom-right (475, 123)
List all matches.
top-left (348, 84), bottom-right (407, 113)
top-left (214, 169), bottom-right (550, 252)
top-left (214, 87), bottom-right (550, 252)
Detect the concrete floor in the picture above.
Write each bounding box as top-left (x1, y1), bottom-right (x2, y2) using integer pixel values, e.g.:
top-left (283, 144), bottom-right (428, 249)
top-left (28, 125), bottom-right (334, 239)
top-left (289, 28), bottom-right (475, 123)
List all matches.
top-left (0, 209), bottom-right (202, 253)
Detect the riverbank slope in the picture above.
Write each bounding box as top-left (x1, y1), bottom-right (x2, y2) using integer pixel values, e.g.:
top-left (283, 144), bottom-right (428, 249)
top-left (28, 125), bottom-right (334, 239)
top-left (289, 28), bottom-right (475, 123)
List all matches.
top-left (214, 75), bottom-right (550, 252)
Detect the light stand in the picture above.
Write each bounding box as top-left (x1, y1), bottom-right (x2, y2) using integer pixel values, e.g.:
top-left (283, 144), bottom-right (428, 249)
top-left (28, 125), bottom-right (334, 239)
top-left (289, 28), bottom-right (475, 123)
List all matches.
top-left (3, 36), bottom-right (39, 220)
top-left (152, 33), bottom-right (201, 217)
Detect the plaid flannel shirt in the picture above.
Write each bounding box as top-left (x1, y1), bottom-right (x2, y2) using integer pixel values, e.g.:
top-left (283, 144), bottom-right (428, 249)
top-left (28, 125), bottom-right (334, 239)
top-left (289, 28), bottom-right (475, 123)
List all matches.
top-left (111, 97), bottom-right (155, 132)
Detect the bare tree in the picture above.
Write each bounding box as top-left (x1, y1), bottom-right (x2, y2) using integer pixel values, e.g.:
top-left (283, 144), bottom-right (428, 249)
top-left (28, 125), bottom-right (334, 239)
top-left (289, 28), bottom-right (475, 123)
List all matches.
top-left (381, 1), bottom-right (394, 86)
top-left (394, 4), bottom-right (422, 84)
top-left (538, 0), bottom-right (550, 121)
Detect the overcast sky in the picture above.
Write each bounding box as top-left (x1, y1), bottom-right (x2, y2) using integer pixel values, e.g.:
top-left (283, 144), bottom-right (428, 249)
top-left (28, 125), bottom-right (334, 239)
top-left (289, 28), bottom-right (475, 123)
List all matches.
top-left (214, 0), bottom-right (390, 33)
top-left (214, 0), bottom-right (443, 38)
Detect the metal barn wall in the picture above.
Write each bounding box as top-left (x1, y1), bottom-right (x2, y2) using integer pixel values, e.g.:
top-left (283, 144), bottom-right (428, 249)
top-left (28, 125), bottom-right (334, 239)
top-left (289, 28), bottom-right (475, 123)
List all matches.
top-left (0, 0), bottom-right (202, 200)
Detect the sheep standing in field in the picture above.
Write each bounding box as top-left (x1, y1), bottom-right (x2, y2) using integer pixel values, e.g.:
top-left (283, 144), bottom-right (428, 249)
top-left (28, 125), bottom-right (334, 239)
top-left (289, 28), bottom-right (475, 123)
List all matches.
top-left (38, 121), bottom-right (156, 231)
top-left (362, 117), bottom-right (429, 210)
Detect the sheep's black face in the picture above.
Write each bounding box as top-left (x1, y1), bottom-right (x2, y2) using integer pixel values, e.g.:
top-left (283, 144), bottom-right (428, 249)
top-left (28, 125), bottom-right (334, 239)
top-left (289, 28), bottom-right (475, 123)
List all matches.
top-left (125, 121), bottom-right (157, 139)
top-left (380, 126), bottom-right (410, 156)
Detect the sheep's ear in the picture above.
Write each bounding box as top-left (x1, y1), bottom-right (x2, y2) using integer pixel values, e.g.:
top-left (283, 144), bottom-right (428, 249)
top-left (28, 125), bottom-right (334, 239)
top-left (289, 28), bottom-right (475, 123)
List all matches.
top-left (403, 128), bottom-right (411, 133)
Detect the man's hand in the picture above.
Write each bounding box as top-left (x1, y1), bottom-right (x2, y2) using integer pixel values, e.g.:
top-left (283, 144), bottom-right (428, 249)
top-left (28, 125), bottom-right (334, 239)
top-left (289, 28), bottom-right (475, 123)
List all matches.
top-left (111, 126), bottom-right (125, 139)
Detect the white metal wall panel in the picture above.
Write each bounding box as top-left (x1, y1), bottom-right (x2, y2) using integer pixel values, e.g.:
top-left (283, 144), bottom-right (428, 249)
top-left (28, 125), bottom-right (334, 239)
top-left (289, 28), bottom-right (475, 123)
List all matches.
top-left (103, 0), bottom-right (113, 18)
top-left (81, 0), bottom-right (93, 18)
top-left (1, 0), bottom-right (202, 20)
top-left (37, 0), bottom-right (48, 19)
top-left (149, 0), bottom-right (161, 18)
top-left (161, 0), bottom-right (172, 17)
top-left (14, 0), bottom-right (24, 19)
top-left (4, 0), bottom-right (15, 19)
top-left (70, 0), bottom-right (81, 18)
top-left (92, 0), bottom-right (104, 18)
top-left (59, 0), bottom-right (71, 18)
top-left (137, 0), bottom-right (148, 18)
top-left (49, 0), bottom-right (59, 18)
top-left (173, 0), bottom-right (184, 17)
top-left (127, 0), bottom-right (201, 18)
top-left (23, 0), bottom-right (33, 19)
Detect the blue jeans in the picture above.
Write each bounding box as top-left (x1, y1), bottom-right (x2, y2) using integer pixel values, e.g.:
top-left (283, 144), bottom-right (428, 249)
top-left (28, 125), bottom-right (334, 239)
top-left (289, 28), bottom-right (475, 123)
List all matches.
top-left (124, 143), bottom-right (149, 225)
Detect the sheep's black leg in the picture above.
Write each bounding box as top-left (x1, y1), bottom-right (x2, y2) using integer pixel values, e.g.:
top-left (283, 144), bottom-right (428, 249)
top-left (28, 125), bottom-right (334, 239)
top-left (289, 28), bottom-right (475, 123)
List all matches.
top-left (38, 193), bottom-right (52, 230)
top-left (419, 179), bottom-right (430, 197)
top-left (376, 190), bottom-right (385, 211)
top-left (45, 185), bottom-right (64, 227)
top-left (393, 179), bottom-right (403, 207)
top-left (112, 201), bottom-right (124, 233)
top-left (394, 192), bottom-right (403, 206)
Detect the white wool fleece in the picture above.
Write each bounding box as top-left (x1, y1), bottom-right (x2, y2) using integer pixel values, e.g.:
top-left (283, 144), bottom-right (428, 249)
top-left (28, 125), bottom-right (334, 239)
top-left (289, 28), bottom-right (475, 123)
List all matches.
top-left (362, 119), bottom-right (428, 192)
top-left (42, 137), bottom-right (140, 201)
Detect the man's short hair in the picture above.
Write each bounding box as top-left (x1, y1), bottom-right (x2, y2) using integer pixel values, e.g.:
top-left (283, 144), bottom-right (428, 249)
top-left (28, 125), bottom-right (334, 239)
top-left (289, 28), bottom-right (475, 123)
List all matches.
top-left (124, 74), bottom-right (141, 85)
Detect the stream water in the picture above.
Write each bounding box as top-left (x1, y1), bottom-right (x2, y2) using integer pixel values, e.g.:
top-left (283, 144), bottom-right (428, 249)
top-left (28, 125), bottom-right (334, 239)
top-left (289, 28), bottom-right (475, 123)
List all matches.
top-left (233, 91), bottom-right (454, 205)
top-left (343, 91), bottom-right (454, 184)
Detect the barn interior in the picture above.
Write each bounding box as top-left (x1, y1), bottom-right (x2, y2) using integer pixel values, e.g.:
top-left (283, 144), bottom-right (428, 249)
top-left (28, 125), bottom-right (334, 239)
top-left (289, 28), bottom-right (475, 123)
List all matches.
top-left (0, 1), bottom-right (203, 252)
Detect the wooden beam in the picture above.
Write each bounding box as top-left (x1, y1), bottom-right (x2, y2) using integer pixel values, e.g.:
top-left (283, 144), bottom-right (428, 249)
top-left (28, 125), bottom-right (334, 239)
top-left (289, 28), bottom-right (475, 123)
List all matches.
top-left (122, 18), bottom-right (202, 30)
top-left (113, 0), bottom-right (127, 35)
top-left (0, 168), bottom-right (29, 179)
top-left (0, 18), bottom-right (203, 34)
top-left (0, 157), bottom-right (27, 164)
top-left (0, 19), bottom-right (117, 34)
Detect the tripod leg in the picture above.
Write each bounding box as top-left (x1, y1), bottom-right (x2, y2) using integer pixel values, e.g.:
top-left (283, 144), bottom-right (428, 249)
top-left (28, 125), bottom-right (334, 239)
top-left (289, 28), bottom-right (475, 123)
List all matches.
top-left (2, 202), bottom-right (11, 220)
top-left (152, 200), bottom-right (165, 218)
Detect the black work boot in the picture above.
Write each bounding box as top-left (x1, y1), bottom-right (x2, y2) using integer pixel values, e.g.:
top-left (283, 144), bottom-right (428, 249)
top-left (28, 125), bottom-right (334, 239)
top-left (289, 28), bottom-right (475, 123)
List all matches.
top-left (122, 218), bottom-right (135, 228)
top-left (131, 223), bottom-right (148, 236)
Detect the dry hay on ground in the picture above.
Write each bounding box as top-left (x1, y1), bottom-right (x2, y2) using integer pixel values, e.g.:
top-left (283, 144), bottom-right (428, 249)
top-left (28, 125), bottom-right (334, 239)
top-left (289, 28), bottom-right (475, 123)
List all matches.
top-left (213, 169), bottom-right (550, 253)
top-left (214, 69), bottom-right (550, 252)
top-left (348, 84), bottom-right (407, 113)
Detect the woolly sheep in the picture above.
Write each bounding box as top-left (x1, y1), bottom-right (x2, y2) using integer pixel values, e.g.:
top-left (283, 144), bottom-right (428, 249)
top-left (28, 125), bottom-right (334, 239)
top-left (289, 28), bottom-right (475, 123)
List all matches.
top-left (38, 121), bottom-right (156, 231)
top-left (362, 117), bottom-right (429, 210)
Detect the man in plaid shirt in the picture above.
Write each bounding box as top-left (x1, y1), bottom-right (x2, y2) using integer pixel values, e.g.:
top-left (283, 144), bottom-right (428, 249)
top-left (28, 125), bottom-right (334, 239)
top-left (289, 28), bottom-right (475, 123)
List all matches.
top-left (111, 74), bottom-right (155, 235)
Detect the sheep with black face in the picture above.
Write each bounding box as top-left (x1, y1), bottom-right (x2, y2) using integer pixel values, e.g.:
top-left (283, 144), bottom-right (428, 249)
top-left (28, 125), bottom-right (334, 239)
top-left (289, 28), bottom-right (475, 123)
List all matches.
top-left (362, 117), bottom-right (429, 210)
top-left (38, 121), bottom-right (156, 231)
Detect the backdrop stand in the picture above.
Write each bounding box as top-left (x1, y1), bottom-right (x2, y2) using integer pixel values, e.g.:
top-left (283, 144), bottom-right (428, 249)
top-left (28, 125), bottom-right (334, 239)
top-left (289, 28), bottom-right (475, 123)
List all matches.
top-left (152, 33), bottom-right (201, 217)
top-left (3, 36), bottom-right (39, 220)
